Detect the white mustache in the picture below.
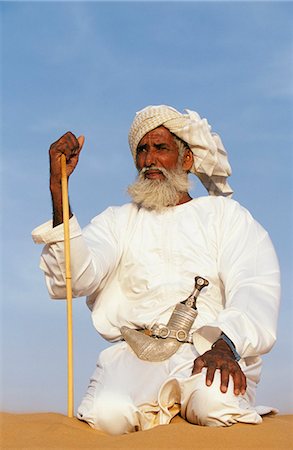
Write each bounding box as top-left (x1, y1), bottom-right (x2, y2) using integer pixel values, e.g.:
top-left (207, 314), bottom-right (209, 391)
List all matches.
top-left (140, 166), bottom-right (168, 177)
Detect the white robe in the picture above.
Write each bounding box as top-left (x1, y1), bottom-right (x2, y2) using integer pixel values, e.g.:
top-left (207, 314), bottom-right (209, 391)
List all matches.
top-left (32, 196), bottom-right (280, 432)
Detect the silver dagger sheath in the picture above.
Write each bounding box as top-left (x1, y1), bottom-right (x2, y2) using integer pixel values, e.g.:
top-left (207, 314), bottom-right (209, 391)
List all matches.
top-left (121, 276), bottom-right (209, 362)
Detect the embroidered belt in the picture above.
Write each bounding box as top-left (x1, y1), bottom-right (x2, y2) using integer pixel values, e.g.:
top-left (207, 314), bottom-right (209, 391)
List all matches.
top-left (141, 320), bottom-right (194, 344)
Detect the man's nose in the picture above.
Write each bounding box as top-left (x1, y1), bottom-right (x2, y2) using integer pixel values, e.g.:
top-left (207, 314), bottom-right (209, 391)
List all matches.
top-left (145, 149), bottom-right (157, 167)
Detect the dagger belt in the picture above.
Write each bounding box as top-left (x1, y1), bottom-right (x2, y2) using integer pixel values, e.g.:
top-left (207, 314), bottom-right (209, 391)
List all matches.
top-left (121, 276), bottom-right (209, 362)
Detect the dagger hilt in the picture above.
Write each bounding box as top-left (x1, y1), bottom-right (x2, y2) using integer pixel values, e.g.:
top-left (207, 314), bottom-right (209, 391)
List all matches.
top-left (181, 276), bottom-right (209, 309)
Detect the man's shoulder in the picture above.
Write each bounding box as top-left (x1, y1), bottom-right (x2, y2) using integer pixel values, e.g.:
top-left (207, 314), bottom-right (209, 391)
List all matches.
top-left (103, 202), bottom-right (138, 218)
top-left (190, 195), bottom-right (242, 211)
top-left (90, 202), bottom-right (137, 224)
top-left (188, 195), bottom-right (255, 222)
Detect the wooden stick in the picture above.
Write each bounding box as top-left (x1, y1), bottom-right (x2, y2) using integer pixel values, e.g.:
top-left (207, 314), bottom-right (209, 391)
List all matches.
top-left (61, 154), bottom-right (74, 418)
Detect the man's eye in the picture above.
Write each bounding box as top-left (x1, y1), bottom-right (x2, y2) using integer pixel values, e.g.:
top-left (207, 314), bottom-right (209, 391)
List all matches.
top-left (137, 146), bottom-right (146, 153)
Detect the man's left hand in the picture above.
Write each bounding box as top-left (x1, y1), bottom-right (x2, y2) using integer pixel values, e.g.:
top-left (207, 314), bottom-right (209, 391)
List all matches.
top-left (192, 339), bottom-right (247, 395)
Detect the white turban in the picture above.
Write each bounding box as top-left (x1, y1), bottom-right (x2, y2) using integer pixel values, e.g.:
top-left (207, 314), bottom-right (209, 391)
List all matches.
top-left (128, 105), bottom-right (233, 197)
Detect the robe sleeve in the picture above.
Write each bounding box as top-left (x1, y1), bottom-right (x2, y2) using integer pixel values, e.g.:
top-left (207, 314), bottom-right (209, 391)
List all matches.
top-left (194, 198), bottom-right (280, 359)
top-left (31, 208), bottom-right (119, 299)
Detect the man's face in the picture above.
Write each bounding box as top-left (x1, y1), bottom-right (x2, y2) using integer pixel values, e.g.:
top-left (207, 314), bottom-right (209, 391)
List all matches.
top-left (136, 126), bottom-right (180, 180)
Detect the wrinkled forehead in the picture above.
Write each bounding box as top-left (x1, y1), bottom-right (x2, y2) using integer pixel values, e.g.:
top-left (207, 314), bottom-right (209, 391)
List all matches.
top-left (137, 126), bottom-right (175, 147)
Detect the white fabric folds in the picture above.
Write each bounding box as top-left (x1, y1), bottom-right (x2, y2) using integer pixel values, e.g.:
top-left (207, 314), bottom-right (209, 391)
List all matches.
top-left (128, 105), bottom-right (233, 197)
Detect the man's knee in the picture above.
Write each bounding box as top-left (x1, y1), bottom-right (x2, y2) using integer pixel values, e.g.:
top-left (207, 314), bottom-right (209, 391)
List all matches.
top-left (77, 390), bottom-right (140, 435)
top-left (182, 370), bottom-right (260, 427)
top-left (186, 378), bottom-right (235, 426)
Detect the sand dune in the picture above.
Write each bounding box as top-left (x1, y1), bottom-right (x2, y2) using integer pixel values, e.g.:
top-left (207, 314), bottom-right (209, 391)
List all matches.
top-left (1, 412), bottom-right (292, 449)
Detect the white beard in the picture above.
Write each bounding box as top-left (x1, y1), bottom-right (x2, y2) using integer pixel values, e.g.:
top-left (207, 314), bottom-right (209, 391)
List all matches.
top-left (127, 166), bottom-right (191, 212)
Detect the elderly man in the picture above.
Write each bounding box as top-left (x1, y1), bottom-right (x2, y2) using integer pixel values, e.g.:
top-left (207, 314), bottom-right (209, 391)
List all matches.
top-left (32, 105), bottom-right (280, 435)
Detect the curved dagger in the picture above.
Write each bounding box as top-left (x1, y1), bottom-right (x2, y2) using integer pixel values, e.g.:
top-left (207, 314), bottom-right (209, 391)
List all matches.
top-left (121, 276), bottom-right (209, 362)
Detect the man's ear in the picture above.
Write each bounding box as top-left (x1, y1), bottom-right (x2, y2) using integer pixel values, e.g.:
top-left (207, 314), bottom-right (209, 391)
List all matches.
top-left (182, 149), bottom-right (194, 172)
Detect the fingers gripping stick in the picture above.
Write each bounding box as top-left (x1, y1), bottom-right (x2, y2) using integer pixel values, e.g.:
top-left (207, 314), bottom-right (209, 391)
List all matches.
top-left (61, 154), bottom-right (74, 418)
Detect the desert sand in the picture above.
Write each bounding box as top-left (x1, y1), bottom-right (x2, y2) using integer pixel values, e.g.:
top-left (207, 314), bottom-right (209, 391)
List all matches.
top-left (1, 412), bottom-right (292, 449)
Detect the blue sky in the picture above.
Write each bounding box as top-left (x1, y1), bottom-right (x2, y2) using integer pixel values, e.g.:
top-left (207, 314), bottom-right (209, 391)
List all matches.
top-left (1, 1), bottom-right (292, 415)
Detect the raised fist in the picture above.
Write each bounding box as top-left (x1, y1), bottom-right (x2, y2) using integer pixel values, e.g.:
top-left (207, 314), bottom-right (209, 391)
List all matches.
top-left (49, 131), bottom-right (85, 186)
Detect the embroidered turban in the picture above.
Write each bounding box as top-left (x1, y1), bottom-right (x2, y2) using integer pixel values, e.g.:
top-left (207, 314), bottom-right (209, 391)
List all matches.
top-left (128, 105), bottom-right (233, 197)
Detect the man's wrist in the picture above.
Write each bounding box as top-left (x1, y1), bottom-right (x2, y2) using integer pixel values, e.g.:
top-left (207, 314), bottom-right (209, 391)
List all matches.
top-left (212, 333), bottom-right (241, 361)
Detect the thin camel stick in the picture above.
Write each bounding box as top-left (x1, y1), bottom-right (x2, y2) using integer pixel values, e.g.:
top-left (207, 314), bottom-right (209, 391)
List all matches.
top-left (61, 154), bottom-right (74, 418)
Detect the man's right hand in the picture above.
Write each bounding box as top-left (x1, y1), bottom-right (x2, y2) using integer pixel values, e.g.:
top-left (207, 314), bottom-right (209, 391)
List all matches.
top-left (49, 132), bottom-right (85, 227)
top-left (49, 132), bottom-right (84, 187)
